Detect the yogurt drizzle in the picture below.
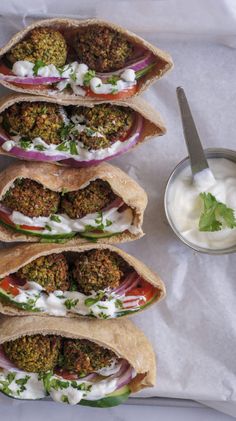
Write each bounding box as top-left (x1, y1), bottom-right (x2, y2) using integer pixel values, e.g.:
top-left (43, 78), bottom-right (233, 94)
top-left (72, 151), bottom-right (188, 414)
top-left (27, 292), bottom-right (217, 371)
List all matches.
top-left (6, 279), bottom-right (145, 318)
top-left (8, 205), bottom-right (139, 236)
top-left (12, 61), bottom-right (137, 96)
top-left (0, 359), bottom-right (135, 404)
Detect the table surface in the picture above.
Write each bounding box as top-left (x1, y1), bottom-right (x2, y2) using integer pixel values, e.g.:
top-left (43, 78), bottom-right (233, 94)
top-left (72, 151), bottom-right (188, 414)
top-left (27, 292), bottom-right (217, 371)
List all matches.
top-left (0, 400), bottom-right (234, 420)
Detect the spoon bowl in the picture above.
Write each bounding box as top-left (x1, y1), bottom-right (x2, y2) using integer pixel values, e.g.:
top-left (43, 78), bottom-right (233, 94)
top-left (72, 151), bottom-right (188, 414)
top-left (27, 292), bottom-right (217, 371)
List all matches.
top-left (164, 148), bottom-right (236, 255)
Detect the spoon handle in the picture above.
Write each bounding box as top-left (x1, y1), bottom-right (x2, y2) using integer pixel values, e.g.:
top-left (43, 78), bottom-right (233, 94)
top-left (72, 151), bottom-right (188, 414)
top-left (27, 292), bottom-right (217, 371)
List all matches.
top-left (176, 86), bottom-right (209, 175)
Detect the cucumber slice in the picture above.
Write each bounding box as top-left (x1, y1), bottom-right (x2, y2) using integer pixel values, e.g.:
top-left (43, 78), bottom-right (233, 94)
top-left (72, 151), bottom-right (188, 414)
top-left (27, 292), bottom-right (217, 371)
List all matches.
top-left (0, 217), bottom-right (120, 242)
top-left (0, 288), bottom-right (41, 312)
top-left (80, 385), bottom-right (130, 408)
top-left (135, 62), bottom-right (156, 79)
top-left (79, 231), bottom-right (120, 240)
top-left (0, 218), bottom-right (76, 241)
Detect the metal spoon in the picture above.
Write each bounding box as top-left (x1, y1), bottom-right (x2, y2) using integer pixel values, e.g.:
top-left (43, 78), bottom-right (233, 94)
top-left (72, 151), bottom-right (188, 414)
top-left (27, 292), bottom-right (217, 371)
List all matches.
top-left (176, 86), bottom-right (211, 177)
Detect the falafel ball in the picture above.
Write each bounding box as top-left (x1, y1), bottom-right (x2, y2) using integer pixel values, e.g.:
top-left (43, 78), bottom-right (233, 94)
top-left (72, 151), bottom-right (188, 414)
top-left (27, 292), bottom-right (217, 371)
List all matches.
top-left (74, 25), bottom-right (133, 72)
top-left (72, 249), bottom-right (130, 294)
top-left (17, 253), bottom-right (69, 293)
top-left (1, 178), bottom-right (60, 218)
top-left (3, 334), bottom-right (61, 372)
top-left (7, 27), bottom-right (67, 67)
top-left (2, 102), bottom-right (64, 145)
top-left (72, 104), bottom-right (133, 150)
top-left (60, 179), bottom-right (116, 219)
top-left (61, 339), bottom-right (116, 375)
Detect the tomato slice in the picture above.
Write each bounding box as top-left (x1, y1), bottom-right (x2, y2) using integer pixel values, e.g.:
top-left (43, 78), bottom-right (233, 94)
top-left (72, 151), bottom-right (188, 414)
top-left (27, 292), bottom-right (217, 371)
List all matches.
top-left (85, 84), bottom-right (138, 100)
top-left (0, 209), bottom-right (44, 231)
top-left (0, 276), bottom-right (20, 296)
top-left (20, 224), bottom-right (44, 231)
top-left (0, 62), bottom-right (138, 98)
top-left (0, 63), bottom-right (13, 75)
top-left (125, 279), bottom-right (156, 307)
top-left (0, 62), bottom-right (52, 91)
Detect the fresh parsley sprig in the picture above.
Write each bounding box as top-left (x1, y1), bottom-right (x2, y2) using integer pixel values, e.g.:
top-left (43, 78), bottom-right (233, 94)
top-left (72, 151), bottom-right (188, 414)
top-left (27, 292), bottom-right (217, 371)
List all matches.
top-left (198, 192), bottom-right (236, 232)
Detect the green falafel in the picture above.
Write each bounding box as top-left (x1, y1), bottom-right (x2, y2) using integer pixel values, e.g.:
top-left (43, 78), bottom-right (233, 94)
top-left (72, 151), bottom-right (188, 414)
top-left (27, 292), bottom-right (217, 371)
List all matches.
top-left (2, 102), bottom-right (64, 144)
top-left (7, 27), bottom-right (67, 67)
top-left (1, 178), bottom-right (60, 218)
top-left (61, 339), bottom-right (116, 375)
top-left (3, 335), bottom-right (61, 372)
top-left (60, 179), bottom-right (116, 219)
top-left (75, 26), bottom-right (133, 72)
top-left (72, 104), bottom-right (133, 150)
top-left (72, 249), bottom-right (130, 294)
top-left (17, 253), bottom-right (69, 293)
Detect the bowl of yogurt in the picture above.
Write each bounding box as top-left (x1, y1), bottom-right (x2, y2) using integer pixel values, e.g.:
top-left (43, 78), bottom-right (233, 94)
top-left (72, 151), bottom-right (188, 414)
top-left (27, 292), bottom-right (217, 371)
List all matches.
top-left (164, 148), bottom-right (236, 254)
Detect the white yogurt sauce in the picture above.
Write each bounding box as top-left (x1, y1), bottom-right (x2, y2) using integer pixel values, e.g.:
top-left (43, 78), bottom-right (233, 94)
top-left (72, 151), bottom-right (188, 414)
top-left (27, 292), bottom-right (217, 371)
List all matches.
top-left (167, 158), bottom-right (236, 250)
top-left (9, 205), bottom-right (139, 236)
top-left (1, 131), bottom-right (139, 162)
top-left (11, 279), bottom-right (145, 318)
top-left (0, 362), bottom-right (134, 404)
top-left (12, 60), bottom-right (137, 95)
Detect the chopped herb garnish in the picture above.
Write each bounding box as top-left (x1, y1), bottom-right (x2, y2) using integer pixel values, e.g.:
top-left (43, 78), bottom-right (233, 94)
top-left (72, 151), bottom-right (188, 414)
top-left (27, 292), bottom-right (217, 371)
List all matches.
top-left (45, 224), bottom-right (52, 232)
top-left (15, 376), bottom-right (30, 394)
top-left (33, 60), bottom-right (45, 75)
top-left (64, 298), bottom-right (79, 309)
top-left (69, 141), bottom-right (78, 155)
top-left (107, 75), bottom-right (119, 85)
top-left (83, 70), bottom-right (96, 86)
top-left (34, 144), bottom-right (46, 151)
top-left (106, 219), bottom-right (113, 227)
top-left (84, 291), bottom-right (105, 307)
top-left (50, 215), bottom-right (61, 223)
top-left (19, 137), bottom-right (32, 150)
top-left (199, 192), bottom-right (236, 232)
top-left (61, 394), bottom-right (69, 403)
top-left (56, 142), bottom-right (70, 152)
top-left (70, 71), bottom-right (77, 82)
top-left (59, 123), bottom-right (74, 141)
top-left (115, 299), bottom-right (123, 309)
top-left (111, 88), bottom-right (118, 94)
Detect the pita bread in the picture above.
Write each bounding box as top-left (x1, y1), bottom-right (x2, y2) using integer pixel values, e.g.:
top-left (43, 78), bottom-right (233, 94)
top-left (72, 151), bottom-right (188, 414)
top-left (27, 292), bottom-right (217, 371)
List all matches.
top-left (0, 18), bottom-right (173, 99)
top-left (0, 315), bottom-right (156, 392)
top-left (0, 242), bottom-right (166, 317)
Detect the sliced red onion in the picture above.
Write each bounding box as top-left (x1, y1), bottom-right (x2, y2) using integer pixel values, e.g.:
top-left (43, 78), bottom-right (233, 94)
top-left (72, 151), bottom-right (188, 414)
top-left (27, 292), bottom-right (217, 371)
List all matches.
top-left (0, 114), bottom-right (143, 166)
top-left (0, 138), bottom-right (68, 162)
top-left (122, 298), bottom-right (142, 309)
top-left (123, 276), bottom-right (140, 294)
top-left (96, 52), bottom-right (154, 79)
top-left (0, 345), bottom-right (21, 371)
top-left (0, 74), bottom-right (66, 85)
top-left (0, 130), bottom-right (10, 141)
top-left (0, 204), bottom-right (11, 215)
top-left (112, 272), bottom-right (138, 295)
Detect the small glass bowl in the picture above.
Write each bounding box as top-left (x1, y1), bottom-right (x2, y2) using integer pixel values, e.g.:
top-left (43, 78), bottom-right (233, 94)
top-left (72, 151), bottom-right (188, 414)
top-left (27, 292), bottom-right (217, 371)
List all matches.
top-left (164, 148), bottom-right (236, 255)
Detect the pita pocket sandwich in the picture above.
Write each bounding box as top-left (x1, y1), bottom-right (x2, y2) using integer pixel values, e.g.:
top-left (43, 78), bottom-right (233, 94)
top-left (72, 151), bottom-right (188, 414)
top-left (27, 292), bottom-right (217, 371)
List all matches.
top-left (0, 242), bottom-right (165, 318)
top-left (0, 316), bottom-right (156, 406)
top-left (0, 161), bottom-right (147, 243)
top-left (0, 93), bottom-right (166, 166)
top-left (0, 18), bottom-right (173, 100)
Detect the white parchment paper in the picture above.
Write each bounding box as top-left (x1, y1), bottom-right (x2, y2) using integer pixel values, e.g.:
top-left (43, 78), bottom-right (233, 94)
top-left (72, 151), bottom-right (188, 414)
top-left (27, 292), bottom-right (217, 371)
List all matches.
top-left (0, 0), bottom-right (235, 415)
